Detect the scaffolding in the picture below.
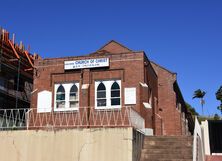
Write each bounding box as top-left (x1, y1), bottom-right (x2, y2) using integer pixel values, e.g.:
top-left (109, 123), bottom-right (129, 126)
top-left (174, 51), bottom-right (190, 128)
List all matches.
top-left (0, 27), bottom-right (40, 109)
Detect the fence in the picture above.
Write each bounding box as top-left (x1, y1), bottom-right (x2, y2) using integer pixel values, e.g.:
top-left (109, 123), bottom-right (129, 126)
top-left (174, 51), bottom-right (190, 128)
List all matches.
top-left (0, 106), bottom-right (145, 130)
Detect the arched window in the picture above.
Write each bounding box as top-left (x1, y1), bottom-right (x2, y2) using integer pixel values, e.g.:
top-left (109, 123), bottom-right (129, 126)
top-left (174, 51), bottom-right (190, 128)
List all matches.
top-left (56, 85), bottom-right (65, 108)
top-left (70, 84), bottom-right (79, 108)
top-left (97, 82), bottom-right (106, 107)
top-left (111, 81), bottom-right (120, 106)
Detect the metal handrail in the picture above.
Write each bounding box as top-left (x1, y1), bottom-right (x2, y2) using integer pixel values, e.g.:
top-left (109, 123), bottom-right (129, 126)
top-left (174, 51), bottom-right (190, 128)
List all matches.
top-left (0, 107), bottom-right (145, 131)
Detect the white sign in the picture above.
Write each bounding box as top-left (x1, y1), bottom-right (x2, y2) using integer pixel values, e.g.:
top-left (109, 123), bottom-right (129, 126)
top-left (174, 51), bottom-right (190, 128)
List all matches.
top-left (64, 58), bottom-right (109, 70)
top-left (124, 88), bottom-right (136, 105)
top-left (37, 90), bottom-right (52, 113)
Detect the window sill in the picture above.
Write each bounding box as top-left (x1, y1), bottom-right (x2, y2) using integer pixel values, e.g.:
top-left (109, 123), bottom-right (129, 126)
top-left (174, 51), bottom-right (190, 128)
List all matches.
top-left (54, 107), bottom-right (79, 112)
top-left (95, 106), bottom-right (121, 110)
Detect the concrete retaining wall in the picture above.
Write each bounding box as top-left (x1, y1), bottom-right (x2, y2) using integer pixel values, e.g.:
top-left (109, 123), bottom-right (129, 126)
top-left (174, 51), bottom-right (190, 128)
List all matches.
top-left (0, 128), bottom-right (133, 161)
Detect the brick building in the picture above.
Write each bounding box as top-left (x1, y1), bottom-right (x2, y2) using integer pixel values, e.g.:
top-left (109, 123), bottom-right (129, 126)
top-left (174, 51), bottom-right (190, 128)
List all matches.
top-left (31, 40), bottom-right (193, 135)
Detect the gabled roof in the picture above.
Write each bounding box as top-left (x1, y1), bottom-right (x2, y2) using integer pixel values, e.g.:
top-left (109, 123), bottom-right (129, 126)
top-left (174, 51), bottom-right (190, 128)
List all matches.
top-left (90, 40), bottom-right (132, 56)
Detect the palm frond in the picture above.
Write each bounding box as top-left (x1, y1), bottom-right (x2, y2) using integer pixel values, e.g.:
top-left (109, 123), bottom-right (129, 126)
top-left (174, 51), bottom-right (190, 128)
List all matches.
top-left (193, 89), bottom-right (206, 99)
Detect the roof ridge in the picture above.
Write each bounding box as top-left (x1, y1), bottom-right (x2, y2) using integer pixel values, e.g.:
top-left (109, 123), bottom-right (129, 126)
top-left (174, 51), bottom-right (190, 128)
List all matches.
top-left (97, 40), bottom-right (132, 52)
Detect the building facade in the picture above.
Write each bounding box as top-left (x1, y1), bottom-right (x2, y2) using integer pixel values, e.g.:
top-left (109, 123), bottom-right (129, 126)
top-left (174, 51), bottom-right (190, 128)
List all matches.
top-left (31, 40), bottom-right (193, 135)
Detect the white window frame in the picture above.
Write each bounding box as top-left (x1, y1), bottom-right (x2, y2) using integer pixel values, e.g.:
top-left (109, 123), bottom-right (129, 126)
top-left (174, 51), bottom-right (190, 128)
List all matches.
top-left (95, 80), bottom-right (121, 110)
top-left (54, 82), bottom-right (79, 112)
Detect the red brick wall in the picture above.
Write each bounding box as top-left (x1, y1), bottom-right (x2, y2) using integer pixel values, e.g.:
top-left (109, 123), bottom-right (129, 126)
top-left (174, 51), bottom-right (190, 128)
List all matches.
top-left (151, 62), bottom-right (185, 135)
top-left (206, 156), bottom-right (222, 161)
top-left (143, 56), bottom-right (159, 134)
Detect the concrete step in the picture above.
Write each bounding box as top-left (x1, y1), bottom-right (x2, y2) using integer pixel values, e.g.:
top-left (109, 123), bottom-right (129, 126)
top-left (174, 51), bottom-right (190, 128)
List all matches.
top-left (144, 136), bottom-right (193, 142)
top-left (140, 159), bottom-right (192, 161)
top-left (144, 140), bottom-right (193, 145)
top-left (143, 141), bottom-right (192, 149)
top-left (141, 148), bottom-right (192, 155)
top-left (141, 153), bottom-right (193, 160)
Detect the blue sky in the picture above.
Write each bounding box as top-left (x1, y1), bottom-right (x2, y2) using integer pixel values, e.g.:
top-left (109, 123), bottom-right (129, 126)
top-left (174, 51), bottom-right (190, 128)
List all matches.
top-left (1, 0), bottom-right (221, 115)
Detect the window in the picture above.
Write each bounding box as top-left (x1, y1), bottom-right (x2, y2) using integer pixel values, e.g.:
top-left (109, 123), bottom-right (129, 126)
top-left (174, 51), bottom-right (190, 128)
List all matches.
top-left (95, 80), bottom-right (121, 109)
top-left (56, 85), bottom-right (65, 108)
top-left (111, 82), bottom-right (120, 106)
top-left (70, 84), bottom-right (79, 108)
top-left (97, 82), bottom-right (106, 107)
top-left (54, 83), bottom-right (79, 111)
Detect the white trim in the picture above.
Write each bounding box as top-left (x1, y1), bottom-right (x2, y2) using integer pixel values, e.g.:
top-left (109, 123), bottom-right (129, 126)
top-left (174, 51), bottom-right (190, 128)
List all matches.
top-left (95, 106), bottom-right (121, 110)
top-left (54, 82), bottom-right (79, 111)
top-left (212, 153), bottom-right (222, 155)
top-left (31, 88), bottom-right (38, 94)
top-left (193, 117), bottom-right (205, 161)
top-left (149, 90), bottom-right (152, 104)
top-left (143, 102), bottom-right (152, 109)
top-left (54, 107), bottom-right (79, 112)
top-left (140, 82), bottom-right (148, 88)
top-left (201, 120), bottom-right (211, 155)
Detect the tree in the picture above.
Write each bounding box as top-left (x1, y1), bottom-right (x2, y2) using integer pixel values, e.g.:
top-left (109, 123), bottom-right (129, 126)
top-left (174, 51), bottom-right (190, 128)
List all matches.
top-left (193, 89), bottom-right (206, 116)
top-left (216, 86), bottom-right (222, 114)
top-left (214, 114), bottom-right (220, 120)
top-left (186, 103), bottom-right (199, 116)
